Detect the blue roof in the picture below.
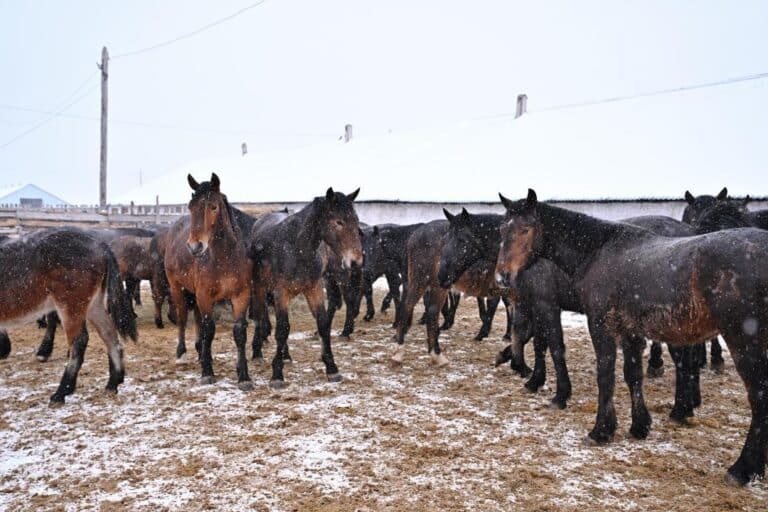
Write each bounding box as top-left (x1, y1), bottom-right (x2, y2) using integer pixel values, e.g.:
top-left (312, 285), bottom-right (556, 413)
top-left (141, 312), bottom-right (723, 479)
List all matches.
top-left (0, 184), bottom-right (71, 206)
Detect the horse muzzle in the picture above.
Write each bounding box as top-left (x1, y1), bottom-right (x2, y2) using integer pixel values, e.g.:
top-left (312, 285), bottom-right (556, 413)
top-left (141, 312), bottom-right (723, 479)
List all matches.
top-left (495, 271), bottom-right (517, 290)
top-left (342, 251), bottom-right (364, 270)
top-left (187, 241), bottom-right (209, 257)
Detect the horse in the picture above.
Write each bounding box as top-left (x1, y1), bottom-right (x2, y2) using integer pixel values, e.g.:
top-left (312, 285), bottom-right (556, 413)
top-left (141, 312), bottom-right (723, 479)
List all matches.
top-left (322, 237), bottom-right (365, 339)
top-left (0, 228), bottom-right (137, 404)
top-left (164, 173), bottom-right (254, 389)
top-left (496, 189), bottom-right (768, 485)
top-left (149, 226), bottom-right (177, 329)
top-left (391, 213), bottom-right (513, 366)
top-left (249, 188), bottom-right (363, 389)
top-left (359, 225), bottom-right (403, 322)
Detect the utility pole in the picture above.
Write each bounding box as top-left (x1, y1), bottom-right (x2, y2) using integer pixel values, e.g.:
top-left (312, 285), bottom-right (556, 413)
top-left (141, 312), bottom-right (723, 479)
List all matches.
top-left (98, 47), bottom-right (109, 209)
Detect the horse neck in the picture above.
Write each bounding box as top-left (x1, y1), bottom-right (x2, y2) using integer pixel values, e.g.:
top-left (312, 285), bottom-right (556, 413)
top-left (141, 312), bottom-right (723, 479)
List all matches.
top-left (292, 202), bottom-right (325, 255)
top-left (538, 203), bottom-right (632, 276)
top-left (209, 205), bottom-right (240, 252)
top-left (473, 216), bottom-right (502, 262)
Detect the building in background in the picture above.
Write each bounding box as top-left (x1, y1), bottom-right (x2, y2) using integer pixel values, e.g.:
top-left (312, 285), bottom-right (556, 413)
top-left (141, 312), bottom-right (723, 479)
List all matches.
top-left (0, 184), bottom-right (71, 208)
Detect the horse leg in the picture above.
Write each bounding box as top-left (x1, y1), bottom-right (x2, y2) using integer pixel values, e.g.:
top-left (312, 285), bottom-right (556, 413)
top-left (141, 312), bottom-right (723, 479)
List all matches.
top-left (150, 276), bottom-right (165, 328)
top-left (440, 292), bottom-right (460, 331)
top-left (382, 270), bottom-right (401, 314)
top-left (251, 284), bottom-right (269, 362)
top-left (305, 283), bottom-right (342, 382)
top-left (545, 311), bottom-right (571, 409)
top-left (587, 325), bottom-right (618, 444)
top-left (340, 273), bottom-right (361, 339)
top-left (326, 277), bottom-right (342, 331)
top-left (668, 345), bottom-right (697, 423)
top-left (525, 336), bottom-right (547, 393)
top-left (722, 333), bottom-right (768, 485)
top-left (0, 329), bottom-right (10, 359)
top-left (424, 288), bottom-right (449, 366)
top-left (195, 297), bottom-right (216, 385)
top-left (131, 277), bottom-right (142, 306)
top-left (647, 341), bottom-right (664, 378)
top-left (50, 314), bottom-right (89, 405)
top-left (231, 290), bottom-right (253, 391)
top-left (168, 282), bottom-right (189, 363)
top-left (87, 295), bottom-right (125, 393)
top-left (363, 277), bottom-right (375, 321)
top-left (622, 336), bottom-right (652, 439)
top-left (710, 337), bottom-right (725, 373)
top-left (694, 342), bottom-right (707, 369)
top-left (36, 311), bottom-right (59, 362)
top-left (269, 290), bottom-right (292, 389)
top-left (391, 279), bottom-right (422, 363)
top-left (501, 296), bottom-right (512, 341)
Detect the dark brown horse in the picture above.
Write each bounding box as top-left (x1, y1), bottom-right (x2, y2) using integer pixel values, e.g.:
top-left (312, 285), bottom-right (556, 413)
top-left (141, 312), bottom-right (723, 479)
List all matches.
top-left (164, 173), bottom-right (254, 389)
top-left (0, 228), bottom-right (136, 404)
top-left (249, 188), bottom-right (363, 389)
top-left (496, 189), bottom-right (768, 485)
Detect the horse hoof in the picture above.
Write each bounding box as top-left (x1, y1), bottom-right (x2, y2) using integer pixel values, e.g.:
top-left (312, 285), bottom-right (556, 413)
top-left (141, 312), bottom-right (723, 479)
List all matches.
top-left (429, 352), bottom-right (449, 367)
top-left (104, 386), bottom-right (119, 395)
top-left (629, 422), bottom-right (651, 440)
top-left (646, 365), bottom-right (664, 378)
top-left (252, 357), bottom-right (265, 366)
top-left (391, 346), bottom-right (405, 365)
top-left (269, 380), bottom-right (288, 390)
top-left (524, 380), bottom-right (541, 393)
top-left (494, 354), bottom-right (508, 368)
top-left (282, 357), bottom-right (293, 364)
top-left (584, 432), bottom-right (613, 446)
top-left (669, 411), bottom-right (691, 425)
top-left (175, 353), bottom-right (189, 365)
top-left (338, 335), bottom-right (351, 342)
top-left (327, 373), bottom-right (343, 383)
top-left (199, 375), bottom-right (216, 385)
top-left (238, 381), bottom-right (255, 392)
top-left (154, 319), bottom-right (164, 329)
top-left (711, 361), bottom-right (725, 374)
top-left (36, 354), bottom-right (49, 362)
top-left (724, 469), bottom-right (750, 487)
top-left (48, 397), bottom-right (65, 408)
top-left (549, 398), bottom-right (567, 410)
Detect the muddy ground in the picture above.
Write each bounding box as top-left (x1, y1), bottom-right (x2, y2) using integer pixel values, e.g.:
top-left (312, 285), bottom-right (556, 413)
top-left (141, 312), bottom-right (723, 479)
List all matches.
top-left (0, 287), bottom-right (766, 511)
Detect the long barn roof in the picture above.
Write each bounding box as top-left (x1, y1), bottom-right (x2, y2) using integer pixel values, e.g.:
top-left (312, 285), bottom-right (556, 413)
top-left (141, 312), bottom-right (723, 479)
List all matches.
top-left (114, 78), bottom-right (768, 205)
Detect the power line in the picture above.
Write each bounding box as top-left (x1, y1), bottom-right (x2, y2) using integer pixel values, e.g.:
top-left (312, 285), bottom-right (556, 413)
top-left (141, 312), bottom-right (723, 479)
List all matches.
top-left (468, 70), bottom-right (768, 122)
top-left (112, 0), bottom-right (269, 59)
top-left (0, 77), bottom-right (99, 151)
top-left (0, 102), bottom-right (334, 137)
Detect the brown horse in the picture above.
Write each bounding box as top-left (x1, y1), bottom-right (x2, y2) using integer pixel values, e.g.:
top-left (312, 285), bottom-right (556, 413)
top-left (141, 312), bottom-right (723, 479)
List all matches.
top-left (111, 235), bottom-right (154, 310)
top-left (250, 188), bottom-right (363, 389)
top-left (149, 227), bottom-right (177, 328)
top-left (164, 173), bottom-right (254, 389)
top-left (0, 228), bottom-right (137, 404)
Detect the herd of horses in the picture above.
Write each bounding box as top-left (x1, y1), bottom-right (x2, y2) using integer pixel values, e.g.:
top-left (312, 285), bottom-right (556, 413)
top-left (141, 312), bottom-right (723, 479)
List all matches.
top-left (0, 176), bottom-right (766, 486)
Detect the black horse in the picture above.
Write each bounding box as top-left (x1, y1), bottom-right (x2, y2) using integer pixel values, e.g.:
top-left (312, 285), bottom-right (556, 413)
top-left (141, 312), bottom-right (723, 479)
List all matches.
top-left (250, 188), bottom-right (363, 388)
top-left (496, 189), bottom-right (768, 485)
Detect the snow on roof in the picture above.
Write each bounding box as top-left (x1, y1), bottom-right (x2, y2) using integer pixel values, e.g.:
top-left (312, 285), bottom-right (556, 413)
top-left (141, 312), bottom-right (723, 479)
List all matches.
top-left (114, 78), bottom-right (768, 205)
top-left (0, 183), bottom-right (71, 206)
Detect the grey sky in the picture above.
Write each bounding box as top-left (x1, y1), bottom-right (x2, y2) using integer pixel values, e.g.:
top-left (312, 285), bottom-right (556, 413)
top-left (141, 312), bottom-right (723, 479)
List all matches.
top-left (1, 1), bottom-right (766, 204)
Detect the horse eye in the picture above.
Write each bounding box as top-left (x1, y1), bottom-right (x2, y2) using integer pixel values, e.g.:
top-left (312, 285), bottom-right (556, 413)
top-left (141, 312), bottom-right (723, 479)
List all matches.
top-left (211, 205), bottom-right (218, 211)
top-left (336, 220), bottom-right (344, 227)
top-left (520, 228), bottom-right (530, 235)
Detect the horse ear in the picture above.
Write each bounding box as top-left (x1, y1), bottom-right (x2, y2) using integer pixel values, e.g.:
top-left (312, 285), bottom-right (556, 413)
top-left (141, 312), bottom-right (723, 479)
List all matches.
top-left (525, 189), bottom-right (538, 210)
top-left (443, 208), bottom-right (455, 223)
top-left (684, 191), bottom-right (694, 204)
top-left (347, 188), bottom-right (360, 202)
top-left (372, 225), bottom-right (380, 237)
top-left (188, 174), bottom-right (200, 191)
top-left (717, 187), bottom-right (728, 200)
top-left (326, 187), bottom-right (335, 203)
top-left (210, 173), bottom-right (220, 191)
top-left (498, 193), bottom-right (514, 210)
top-left (744, 194), bottom-right (752, 205)
top-left (460, 207), bottom-right (471, 222)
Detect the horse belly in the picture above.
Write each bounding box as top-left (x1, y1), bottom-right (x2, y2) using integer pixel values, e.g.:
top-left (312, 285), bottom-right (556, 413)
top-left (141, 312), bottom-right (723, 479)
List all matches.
top-left (0, 294), bottom-right (55, 329)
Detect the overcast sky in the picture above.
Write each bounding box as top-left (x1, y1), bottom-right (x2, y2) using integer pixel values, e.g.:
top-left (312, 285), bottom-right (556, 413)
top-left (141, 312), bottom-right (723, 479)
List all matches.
top-left (1, 1), bottom-right (767, 204)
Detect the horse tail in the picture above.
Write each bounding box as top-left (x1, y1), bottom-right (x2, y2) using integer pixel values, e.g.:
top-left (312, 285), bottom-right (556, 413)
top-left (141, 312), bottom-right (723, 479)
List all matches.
top-left (103, 245), bottom-right (138, 342)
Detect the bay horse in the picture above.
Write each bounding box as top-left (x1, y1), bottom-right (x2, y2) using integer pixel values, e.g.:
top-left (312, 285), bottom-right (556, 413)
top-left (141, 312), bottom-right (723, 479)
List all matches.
top-left (0, 228), bottom-right (137, 404)
top-left (391, 214), bottom-right (513, 366)
top-left (496, 189), bottom-right (768, 485)
top-left (249, 188), bottom-right (363, 389)
top-left (164, 173), bottom-right (254, 389)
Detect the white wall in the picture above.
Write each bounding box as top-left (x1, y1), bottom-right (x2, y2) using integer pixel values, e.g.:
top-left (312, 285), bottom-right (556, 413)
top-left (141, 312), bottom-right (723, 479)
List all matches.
top-left (253, 200), bottom-right (768, 226)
